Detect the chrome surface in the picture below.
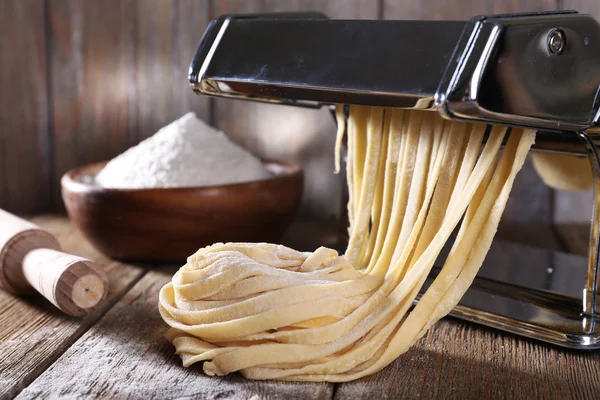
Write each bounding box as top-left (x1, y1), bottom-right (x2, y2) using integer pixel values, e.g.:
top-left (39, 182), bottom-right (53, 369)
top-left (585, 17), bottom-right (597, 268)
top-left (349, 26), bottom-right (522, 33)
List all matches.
top-left (328, 114), bottom-right (600, 349)
top-left (548, 28), bottom-right (566, 54)
top-left (580, 132), bottom-right (600, 317)
top-left (191, 11), bottom-right (600, 133)
top-left (189, 15), bottom-right (467, 108)
top-left (533, 131), bottom-right (595, 155)
top-left (422, 240), bottom-right (600, 349)
top-left (436, 12), bottom-right (600, 132)
top-left (189, 11), bottom-right (600, 349)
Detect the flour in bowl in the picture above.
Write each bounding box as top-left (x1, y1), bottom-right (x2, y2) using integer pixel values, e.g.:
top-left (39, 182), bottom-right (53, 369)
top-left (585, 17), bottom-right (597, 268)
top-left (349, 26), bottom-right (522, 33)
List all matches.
top-left (95, 112), bottom-right (272, 189)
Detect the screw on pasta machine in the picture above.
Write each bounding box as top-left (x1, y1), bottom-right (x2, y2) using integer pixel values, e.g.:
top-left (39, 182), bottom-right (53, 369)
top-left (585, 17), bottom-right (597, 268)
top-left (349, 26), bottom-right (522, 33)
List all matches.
top-left (548, 28), bottom-right (566, 55)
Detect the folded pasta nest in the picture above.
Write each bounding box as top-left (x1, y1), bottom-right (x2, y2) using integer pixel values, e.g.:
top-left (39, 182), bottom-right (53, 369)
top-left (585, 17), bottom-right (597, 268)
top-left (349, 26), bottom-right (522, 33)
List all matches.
top-left (159, 107), bottom-right (535, 382)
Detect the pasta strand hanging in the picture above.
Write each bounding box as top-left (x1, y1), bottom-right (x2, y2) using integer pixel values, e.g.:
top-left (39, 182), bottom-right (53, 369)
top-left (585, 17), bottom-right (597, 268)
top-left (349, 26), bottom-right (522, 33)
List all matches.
top-left (159, 107), bottom-right (535, 382)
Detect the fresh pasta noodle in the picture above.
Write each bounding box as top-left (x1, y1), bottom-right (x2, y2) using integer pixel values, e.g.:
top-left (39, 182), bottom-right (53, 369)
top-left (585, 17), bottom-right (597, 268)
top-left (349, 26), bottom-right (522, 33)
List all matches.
top-left (159, 107), bottom-right (535, 382)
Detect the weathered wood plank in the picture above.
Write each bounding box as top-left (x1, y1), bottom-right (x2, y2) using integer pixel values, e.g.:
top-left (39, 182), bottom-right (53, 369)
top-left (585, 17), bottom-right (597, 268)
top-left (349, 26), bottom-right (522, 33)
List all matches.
top-left (17, 269), bottom-right (333, 400)
top-left (0, 216), bottom-right (144, 399)
top-left (48, 0), bottom-right (136, 209)
top-left (384, 0), bottom-right (557, 19)
top-left (334, 318), bottom-right (600, 399)
top-left (171, 0), bottom-right (212, 122)
top-left (209, 0), bottom-right (380, 219)
top-left (0, 0), bottom-right (50, 214)
top-left (212, 0), bottom-right (380, 18)
top-left (132, 0), bottom-right (210, 145)
top-left (563, 0), bottom-right (600, 15)
top-left (15, 220), bottom-right (598, 400)
top-left (48, 0), bottom-right (211, 210)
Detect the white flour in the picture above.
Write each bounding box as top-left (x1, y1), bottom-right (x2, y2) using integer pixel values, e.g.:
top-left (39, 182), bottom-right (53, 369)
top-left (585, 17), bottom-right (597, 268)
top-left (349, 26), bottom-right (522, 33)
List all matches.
top-left (95, 112), bottom-right (272, 188)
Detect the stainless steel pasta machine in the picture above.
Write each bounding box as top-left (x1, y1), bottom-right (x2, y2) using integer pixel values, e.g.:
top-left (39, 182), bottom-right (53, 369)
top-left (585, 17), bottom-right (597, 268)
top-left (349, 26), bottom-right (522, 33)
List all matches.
top-left (188, 11), bottom-right (600, 349)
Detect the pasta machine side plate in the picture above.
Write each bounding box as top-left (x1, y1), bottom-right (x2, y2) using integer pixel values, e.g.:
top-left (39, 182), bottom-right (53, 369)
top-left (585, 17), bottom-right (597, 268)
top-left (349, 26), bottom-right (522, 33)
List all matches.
top-left (437, 12), bottom-right (600, 132)
top-left (189, 11), bottom-right (600, 349)
top-left (426, 239), bottom-right (599, 349)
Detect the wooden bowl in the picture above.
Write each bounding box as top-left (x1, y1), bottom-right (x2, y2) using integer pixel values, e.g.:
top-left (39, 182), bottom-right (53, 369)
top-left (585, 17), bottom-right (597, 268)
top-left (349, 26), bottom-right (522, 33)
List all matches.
top-left (61, 160), bottom-right (303, 263)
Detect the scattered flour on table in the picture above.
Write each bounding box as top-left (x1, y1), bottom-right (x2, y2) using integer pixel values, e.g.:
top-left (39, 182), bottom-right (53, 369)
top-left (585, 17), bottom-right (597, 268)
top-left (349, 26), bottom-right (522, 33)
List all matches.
top-left (95, 112), bottom-right (272, 188)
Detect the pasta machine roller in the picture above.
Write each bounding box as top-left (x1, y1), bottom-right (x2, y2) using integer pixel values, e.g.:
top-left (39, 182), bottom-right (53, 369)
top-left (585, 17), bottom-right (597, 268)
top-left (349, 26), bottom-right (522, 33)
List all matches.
top-left (189, 11), bottom-right (600, 349)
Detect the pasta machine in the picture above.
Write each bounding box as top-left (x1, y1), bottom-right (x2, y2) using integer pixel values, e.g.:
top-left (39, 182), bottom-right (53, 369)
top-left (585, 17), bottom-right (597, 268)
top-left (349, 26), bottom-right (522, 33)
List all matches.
top-left (188, 11), bottom-right (600, 349)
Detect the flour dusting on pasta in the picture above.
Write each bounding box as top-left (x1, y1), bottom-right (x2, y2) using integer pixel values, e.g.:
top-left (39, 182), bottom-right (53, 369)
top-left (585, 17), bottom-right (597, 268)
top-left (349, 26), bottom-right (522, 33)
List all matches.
top-left (159, 107), bottom-right (535, 382)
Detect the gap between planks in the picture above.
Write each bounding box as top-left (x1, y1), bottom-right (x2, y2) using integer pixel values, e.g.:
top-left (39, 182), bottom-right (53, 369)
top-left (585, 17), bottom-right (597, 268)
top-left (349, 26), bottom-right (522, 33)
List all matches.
top-left (14, 217), bottom-right (600, 400)
top-left (17, 267), bottom-right (600, 399)
top-left (0, 216), bottom-right (150, 400)
top-left (16, 269), bottom-right (334, 400)
top-left (12, 216), bottom-right (339, 399)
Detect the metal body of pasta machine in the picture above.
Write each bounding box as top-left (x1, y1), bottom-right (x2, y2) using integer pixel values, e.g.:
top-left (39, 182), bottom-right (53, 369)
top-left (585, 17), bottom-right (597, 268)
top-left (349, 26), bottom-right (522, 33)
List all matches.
top-left (188, 11), bottom-right (600, 349)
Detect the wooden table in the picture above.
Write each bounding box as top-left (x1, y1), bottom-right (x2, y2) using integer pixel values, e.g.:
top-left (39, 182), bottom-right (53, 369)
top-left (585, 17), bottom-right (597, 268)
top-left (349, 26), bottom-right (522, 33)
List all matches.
top-left (1, 216), bottom-right (598, 399)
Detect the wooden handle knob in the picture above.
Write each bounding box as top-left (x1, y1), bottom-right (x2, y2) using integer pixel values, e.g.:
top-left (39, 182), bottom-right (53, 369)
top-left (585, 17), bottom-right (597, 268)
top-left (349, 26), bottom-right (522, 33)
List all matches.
top-left (0, 209), bottom-right (61, 293)
top-left (22, 248), bottom-right (108, 316)
top-left (0, 209), bottom-right (109, 317)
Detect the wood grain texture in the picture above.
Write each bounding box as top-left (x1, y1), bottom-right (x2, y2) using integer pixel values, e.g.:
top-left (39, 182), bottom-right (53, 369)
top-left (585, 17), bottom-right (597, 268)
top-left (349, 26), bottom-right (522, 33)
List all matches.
top-left (0, 209), bottom-right (108, 316)
top-left (61, 160), bottom-right (302, 263)
top-left (5, 218), bottom-right (600, 399)
top-left (21, 248), bottom-right (109, 317)
top-left (0, 209), bottom-right (60, 293)
top-left (210, 0), bottom-right (380, 219)
top-left (563, 0), bottom-right (600, 14)
top-left (17, 269), bottom-right (333, 400)
top-left (48, 0), bottom-right (136, 209)
top-left (0, 0), bottom-right (50, 214)
top-left (48, 0), bottom-right (211, 210)
top-left (334, 318), bottom-right (600, 400)
top-left (132, 0), bottom-right (210, 145)
top-left (383, 0), bottom-right (557, 19)
top-left (0, 216), bottom-right (143, 399)
top-left (212, 0), bottom-right (380, 18)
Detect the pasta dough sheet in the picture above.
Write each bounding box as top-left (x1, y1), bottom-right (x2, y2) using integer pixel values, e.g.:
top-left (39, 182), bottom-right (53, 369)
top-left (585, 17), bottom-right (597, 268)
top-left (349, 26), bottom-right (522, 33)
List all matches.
top-left (531, 152), bottom-right (592, 191)
top-left (159, 108), bottom-right (535, 382)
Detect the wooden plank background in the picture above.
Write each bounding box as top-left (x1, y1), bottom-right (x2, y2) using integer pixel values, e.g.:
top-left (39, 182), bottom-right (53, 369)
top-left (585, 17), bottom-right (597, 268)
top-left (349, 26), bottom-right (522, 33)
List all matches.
top-left (46, 0), bottom-right (211, 210)
top-left (1, 0), bottom-right (597, 225)
top-left (0, 1), bottom-right (50, 214)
